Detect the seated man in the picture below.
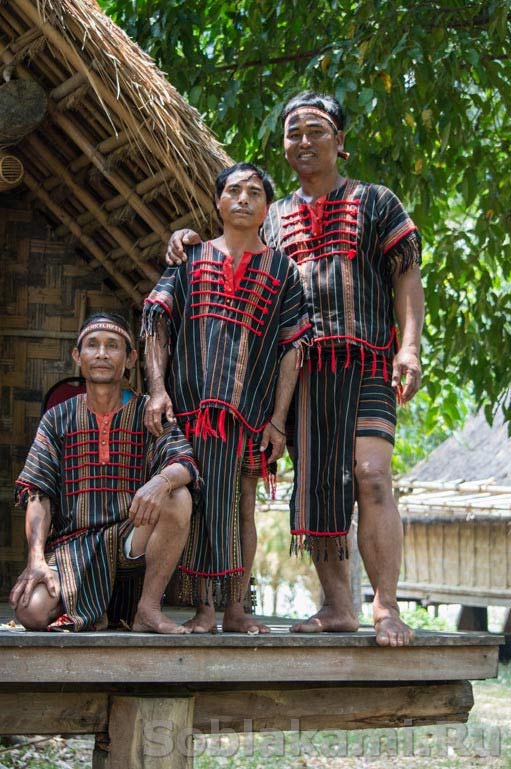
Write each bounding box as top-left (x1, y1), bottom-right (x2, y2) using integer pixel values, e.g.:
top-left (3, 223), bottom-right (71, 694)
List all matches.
top-left (10, 313), bottom-right (200, 634)
top-left (143, 163), bottom-right (310, 633)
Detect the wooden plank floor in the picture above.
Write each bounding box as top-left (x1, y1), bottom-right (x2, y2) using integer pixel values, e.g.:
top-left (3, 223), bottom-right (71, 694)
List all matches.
top-left (0, 607), bottom-right (502, 686)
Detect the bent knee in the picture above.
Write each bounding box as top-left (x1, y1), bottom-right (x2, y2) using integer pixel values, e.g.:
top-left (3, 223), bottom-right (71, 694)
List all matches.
top-left (15, 604), bottom-right (50, 631)
top-left (355, 462), bottom-right (392, 503)
top-left (163, 486), bottom-right (192, 529)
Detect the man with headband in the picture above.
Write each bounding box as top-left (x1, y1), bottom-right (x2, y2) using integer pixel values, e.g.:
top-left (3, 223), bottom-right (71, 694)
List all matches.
top-left (167, 92), bottom-right (424, 647)
top-left (10, 312), bottom-right (200, 633)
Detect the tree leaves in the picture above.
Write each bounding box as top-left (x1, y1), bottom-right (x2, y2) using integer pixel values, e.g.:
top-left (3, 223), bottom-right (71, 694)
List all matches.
top-left (100, 0), bottom-right (511, 423)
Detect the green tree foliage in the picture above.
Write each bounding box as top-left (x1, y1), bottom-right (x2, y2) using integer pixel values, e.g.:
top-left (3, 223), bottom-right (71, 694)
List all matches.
top-left (100, 0), bottom-right (511, 423)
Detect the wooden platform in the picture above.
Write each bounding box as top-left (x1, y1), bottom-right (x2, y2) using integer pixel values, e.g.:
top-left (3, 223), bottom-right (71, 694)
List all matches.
top-left (0, 614), bottom-right (503, 768)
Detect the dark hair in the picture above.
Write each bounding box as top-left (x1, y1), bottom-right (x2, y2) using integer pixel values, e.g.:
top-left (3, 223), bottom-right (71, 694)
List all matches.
top-left (281, 91), bottom-right (345, 132)
top-left (215, 162), bottom-right (275, 205)
top-left (77, 312), bottom-right (133, 353)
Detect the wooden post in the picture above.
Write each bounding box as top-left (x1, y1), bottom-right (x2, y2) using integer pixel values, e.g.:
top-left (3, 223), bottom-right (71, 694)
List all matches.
top-left (107, 696), bottom-right (195, 769)
top-left (457, 606), bottom-right (488, 632)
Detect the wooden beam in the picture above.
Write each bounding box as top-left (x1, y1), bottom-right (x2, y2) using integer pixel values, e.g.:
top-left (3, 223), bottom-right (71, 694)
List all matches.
top-left (7, 26), bottom-right (44, 55)
top-left (50, 72), bottom-right (87, 101)
top-left (23, 169), bottom-right (142, 304)
top-left (397, 580), bottom-right (511, 602)
top-left (193, 681), bottom-right (474, 731)
top-left (1, 329), bottom-right (77, 340)
top-left (49, 108), bottom-right (170, 242)
top-left (0, 682), bottom-right (474, 736)
top-left (0, 692), bottom-right (108, 734)
top-left (14, 0), bottom-right (217, 217)
top-left (27, 133), bottom-right (160, 282)
top-left (53, 168), bottom-right (179, 238)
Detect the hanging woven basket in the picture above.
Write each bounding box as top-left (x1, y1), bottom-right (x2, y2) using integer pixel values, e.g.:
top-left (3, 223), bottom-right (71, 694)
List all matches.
top-left (0, 153), bottom-right (24, 191)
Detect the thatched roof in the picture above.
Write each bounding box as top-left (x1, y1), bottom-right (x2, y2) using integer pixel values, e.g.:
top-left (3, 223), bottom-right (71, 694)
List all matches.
top-left (397, 407), bottom-right (511, 521)
top-left (403, 407), bottom-right (511, 485)
top-left (0, 0), bottom-right (231, 304)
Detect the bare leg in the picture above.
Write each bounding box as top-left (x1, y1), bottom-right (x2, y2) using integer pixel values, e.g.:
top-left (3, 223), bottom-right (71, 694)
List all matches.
top-left (131, 487), bottom-right (193, 634)
top-left (291, 538), bottom-right (359, 633)
top-left (355, 436), bottom-right (415, 647)
top-left (14, 582), bottom-right (63, 631)
top-left (222, 475), bottom-right (270, 634)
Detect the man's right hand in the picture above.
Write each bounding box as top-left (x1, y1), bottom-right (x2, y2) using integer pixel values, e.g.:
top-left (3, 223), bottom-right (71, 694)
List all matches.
top-left (9, 562), bottom-right (58, 610)
top-left (144, 392), bottom-right (177, 437)
top-left (165, 229), bottom-right (201, 266)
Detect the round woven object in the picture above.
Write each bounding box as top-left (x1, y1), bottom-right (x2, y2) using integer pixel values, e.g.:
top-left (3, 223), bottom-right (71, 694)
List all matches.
top-left (0, 154), bottom-right (24, 191)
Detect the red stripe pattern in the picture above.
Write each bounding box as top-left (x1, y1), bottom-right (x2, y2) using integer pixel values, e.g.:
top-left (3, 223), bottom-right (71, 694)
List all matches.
top-left (15, 394), bottom-right (200, 630)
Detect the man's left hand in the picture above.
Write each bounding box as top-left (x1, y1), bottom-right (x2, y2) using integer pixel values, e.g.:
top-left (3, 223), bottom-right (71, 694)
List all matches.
top-left (129, 476), bottom-right (170, 528)
top-left (260, 420), bottom-right (286, 464)
top-left (391, 348), bottom-right (421, 403)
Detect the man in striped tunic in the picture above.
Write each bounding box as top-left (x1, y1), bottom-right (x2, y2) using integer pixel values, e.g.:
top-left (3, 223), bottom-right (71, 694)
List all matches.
top-left (167, 93), bottom-right (424, 647)
top-left (10, 313), bottom-right (200, 633)
top-left (143, 163), bottom-right (310, 634)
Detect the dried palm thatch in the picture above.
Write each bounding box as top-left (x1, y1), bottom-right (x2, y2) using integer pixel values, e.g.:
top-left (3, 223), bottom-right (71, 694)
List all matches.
top-left (396, 407), bottom-right (511, 522)
top-left (0, 0), bottom-right (232, 304)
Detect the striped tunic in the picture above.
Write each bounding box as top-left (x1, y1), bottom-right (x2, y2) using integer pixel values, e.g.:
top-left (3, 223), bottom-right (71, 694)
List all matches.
top-left (15, 394), bottom-right (199, 631)
top-left (263, 178), bottom-right (421, 360)
top-left (263, 179), bottom-right (421, 551)
top-left (143, 242), bottom-right (311, 437)
top-left (142, 242), bottom-right (311, 597)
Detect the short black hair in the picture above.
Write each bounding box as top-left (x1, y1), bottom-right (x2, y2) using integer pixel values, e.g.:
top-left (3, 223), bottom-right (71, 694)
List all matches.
top-left (77, 312), bottom-right (133, 353)
top-left (215, 162), bottom-right (275, 205)
top-left (281, 91), bottom-right (345, 133)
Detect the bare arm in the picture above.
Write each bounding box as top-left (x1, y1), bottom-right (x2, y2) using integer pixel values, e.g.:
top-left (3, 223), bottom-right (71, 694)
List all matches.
top-left (9, 495), bottom-right (58, 609)
top-left (165, 228), bottom-right (201, 266)
top-left (129, 462), bottom-right (193, 528)
top-left (392, 264), bottom-right (425, 403)
top-left (144, 316), bottom-right (176, 436)
top-left (260, 347), bottom-right (300, 463)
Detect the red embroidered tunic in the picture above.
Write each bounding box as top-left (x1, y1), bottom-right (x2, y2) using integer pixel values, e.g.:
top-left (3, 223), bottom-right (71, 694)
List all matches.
top-left (142, 242), bottom-right (311, 437)
top-left (15, 394), bottom-right (199, 630)
top-left (262, 178), bottom-right (421, 369)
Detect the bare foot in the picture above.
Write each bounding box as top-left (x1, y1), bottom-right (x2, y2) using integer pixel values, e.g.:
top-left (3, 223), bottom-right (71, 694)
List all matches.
top-left (183, 605), bottom-right (217, 634)
top-left (95, 613), bottom-right (109, 631)
top-left (374, 613), bottom-right (415, 647)
top-left (132, 606), bottom-right (190, 635)
top-left (222, 605), bottom-right (270, 634)
top-left (291, 605), bottom-right (359, 634)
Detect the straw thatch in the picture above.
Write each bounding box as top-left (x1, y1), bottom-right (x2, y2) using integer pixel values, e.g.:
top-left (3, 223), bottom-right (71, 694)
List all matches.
top-left (0, 0), bottom-right (232, 302)
top-left (396, 406), bottom-right (511, 521)
top-left (402, 406), bottom-right (511, 486)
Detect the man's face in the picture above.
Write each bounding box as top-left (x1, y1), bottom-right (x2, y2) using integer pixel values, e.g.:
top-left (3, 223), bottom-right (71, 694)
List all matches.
top-left (72, 330), bottom-right (137, 384)
top-left (216, 170), bottom-right (269, 230)
top-left (284, 112), bottom-right (344, 177)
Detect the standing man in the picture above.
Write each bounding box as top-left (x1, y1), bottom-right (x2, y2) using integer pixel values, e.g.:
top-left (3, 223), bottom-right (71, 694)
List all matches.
top-left (142, 163), bottom-right (310, 634)
top-left (10, 313), bottom-right (200, 634)
top-left (168, 93), bottom-right (424, 647)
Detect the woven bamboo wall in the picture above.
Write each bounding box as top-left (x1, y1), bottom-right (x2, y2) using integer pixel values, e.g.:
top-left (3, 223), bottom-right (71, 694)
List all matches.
top-left (400, 519), bottom-right (511, 606)
top-left (0, 201), bottom-right (134, 599)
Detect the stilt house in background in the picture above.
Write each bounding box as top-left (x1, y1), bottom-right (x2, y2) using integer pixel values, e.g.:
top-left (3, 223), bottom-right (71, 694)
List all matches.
top-left (0, 0), bottom-right (231, 599)
top-left (396, 407), bottom-right (511, 634)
